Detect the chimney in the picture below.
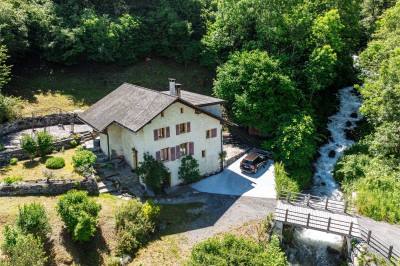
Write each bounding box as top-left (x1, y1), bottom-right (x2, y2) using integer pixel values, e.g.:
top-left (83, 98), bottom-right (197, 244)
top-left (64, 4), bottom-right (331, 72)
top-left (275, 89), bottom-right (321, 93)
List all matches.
top-left (175, 83), bottom-right (182, 98)
top-left (169, 78), bottom-right (176, 96)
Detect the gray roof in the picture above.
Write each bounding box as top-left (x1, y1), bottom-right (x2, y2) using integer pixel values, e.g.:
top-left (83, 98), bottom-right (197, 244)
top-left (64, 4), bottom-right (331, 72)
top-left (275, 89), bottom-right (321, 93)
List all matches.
top-left (161, 90), bottom-right (225, 106)
top-left (79, 83), bottom-right (232, 133)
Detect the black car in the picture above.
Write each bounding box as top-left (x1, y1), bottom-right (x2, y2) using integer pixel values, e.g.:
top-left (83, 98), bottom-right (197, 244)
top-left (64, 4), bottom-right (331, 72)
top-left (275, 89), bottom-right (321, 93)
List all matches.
top-left (240, 152), bottom-right (268, 174)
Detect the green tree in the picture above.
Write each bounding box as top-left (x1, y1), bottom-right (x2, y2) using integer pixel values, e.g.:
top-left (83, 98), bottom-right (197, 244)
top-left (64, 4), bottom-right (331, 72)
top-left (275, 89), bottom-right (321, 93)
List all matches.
top-left (214, 50), bottom-right (300, 135)
top-left (72, 149), bottom-right (97, 168)
top-left (136, 152), bottom-right (169, 194)
top-left (16, 203), bottom-right (52, 241)
top-left (0, 93), bottom-right (22, 123)
top-left (56, 190), bottom-right (101, 242)
top-left (20, 134), bottom-right (37, 161)
top-left (0, 46), bottom-right (11, 91)
top-left (178, 155), bottom-right (201, 184)
top-left (35, 131), bottom-right (54, 157)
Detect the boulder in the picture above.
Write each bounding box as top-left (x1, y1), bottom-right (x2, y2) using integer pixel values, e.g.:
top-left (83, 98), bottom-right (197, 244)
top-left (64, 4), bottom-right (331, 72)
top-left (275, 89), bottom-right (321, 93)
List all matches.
top-left (350, 112), bottom-right (358, 118)
top-left (328, 150), bottom-right (336, 158)
top-left (344, 129), bottom-right (356, 140)
top-left (321, 182), bottom-right (326, 186)
top-left (345, 121), bottom-right (352, 127)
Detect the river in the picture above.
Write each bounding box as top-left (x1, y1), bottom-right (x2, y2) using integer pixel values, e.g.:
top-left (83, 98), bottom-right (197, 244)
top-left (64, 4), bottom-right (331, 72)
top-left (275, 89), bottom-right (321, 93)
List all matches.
top-left (287, 86), bottom-right (363, 265)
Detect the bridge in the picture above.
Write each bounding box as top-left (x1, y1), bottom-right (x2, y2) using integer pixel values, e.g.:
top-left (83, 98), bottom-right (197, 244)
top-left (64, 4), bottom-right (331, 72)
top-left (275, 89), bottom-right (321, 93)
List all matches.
top-left (274, 191), bottom-right (400, 264)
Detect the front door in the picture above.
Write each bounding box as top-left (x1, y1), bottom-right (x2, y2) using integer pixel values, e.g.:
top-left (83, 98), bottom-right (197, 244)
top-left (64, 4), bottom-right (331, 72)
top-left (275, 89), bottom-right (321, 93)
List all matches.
top-left (132, 148), bottom-right (138, 169)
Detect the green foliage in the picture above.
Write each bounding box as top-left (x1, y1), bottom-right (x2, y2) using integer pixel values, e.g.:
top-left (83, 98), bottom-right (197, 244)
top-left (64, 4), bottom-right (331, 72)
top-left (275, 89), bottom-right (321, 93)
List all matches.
top-left (115, 198), bottom-right (159, 255)
top-left (45, 157), bottom-right (65, 169)
top-left (0, 93), bottom-right (23, 123)
top-left (1, 226), bottom-right (47, 266)
top-left (35, 131), bottom-right (54, 157)
top-left (16, 203), bottom-right (51, 241)
top-left (0, 143), bottom-right (4, 151)
top-left (274, 162), bottom-right (299, 194)
top-left (9, 158), bottom-right (18, 165)
top-left (187, 234), bottom-right (287, 266)
top-left (179, 155), bottom-right (201, 184)
top-left (136, 152), bottom-right (169, 194)
top-left (3, 176), bottom-right (23, 184)
top-left (0, 46), bottom-right (12, 90)
top-left (70, 139), bottom-right (78, 147)
top-left (72, 149), bottom-right (97, 168)
top-left (56, 190), bottom-right (101, 242)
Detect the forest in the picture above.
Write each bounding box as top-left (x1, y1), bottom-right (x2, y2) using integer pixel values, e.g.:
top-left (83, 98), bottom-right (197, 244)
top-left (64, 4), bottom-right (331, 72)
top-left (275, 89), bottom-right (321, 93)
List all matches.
top-left (0, 0), bottom-right (399, 223)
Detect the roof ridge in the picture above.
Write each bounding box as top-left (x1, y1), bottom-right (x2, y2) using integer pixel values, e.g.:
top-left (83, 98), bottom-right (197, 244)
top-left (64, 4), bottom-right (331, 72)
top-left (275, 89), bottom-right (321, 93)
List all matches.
top-left (123, 82), bottom-right (178, 99)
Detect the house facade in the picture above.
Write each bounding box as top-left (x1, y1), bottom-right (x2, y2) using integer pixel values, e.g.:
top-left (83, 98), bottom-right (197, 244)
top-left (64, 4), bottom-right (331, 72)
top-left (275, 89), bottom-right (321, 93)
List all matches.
top-left (79, 80), bottom-right (232, 186)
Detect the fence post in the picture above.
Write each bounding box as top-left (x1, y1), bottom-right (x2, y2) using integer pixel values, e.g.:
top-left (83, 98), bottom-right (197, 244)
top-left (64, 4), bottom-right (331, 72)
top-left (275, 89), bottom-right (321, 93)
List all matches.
top-left (388, 246), bottom-right (393, 260)
top-left (325, 198), bottom-right (329, 210)
top-left (285, 209), bottom-right (289, 222)
top-left (287, 192), bottom-right (291, 203)
top-left (307, 194), bottom-right (310, 206)
top-left (344, 201), bottom-right (348, 213)
top-left (367, 230), bottom-right (372, 244)
top-left (327, 217), bottom-right (331, 231)
top-left (307, 213), bottom-right (310, 227)
top-left (349, 221), bottom-right (353, 236)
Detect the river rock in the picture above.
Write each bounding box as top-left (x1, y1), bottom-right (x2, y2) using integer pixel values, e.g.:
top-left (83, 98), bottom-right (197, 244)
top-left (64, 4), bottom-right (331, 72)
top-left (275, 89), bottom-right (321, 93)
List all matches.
top-left (328, 150), bottom-right (336, 158)
top-left (344, 129), bottom-right (356, 140)
top-left (350, 112), bottom-right (358, 118)
top-left (321, 182), bottom-right (326, 186)
top-left (345, 121), bottom-right (352, 127)
top-left (326, 246), bottom-right (341, 256)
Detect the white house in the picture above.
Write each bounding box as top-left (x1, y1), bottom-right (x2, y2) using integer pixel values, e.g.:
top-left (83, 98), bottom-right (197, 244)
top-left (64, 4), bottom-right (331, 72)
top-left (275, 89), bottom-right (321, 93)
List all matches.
top-left (79, 79), bottom-right (233, 186)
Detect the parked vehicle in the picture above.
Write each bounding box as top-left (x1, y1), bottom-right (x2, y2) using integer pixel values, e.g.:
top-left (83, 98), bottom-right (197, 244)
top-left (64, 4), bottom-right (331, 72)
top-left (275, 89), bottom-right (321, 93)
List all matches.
top-left (240, 152), bottom-right (268, 174)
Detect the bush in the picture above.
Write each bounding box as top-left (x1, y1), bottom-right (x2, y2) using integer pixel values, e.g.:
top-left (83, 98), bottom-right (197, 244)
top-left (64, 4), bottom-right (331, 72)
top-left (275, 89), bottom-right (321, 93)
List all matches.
top-left (3, 176), bottom-right (22, 184)
top-left (20, 134), bottom-right (37, 161)
top-left (274, 162), bottom-right (299, 195)
top-left (72, 149), bottom-right (97, 168)
top-left (136, 152), bottom-right (169, 194)
top-left (70, 139), bottom-right (78, 147)
top-left (16, 203), bottom-right (51, 241)
top-left (187, 234), bottom-right (287, 266)
top-left (45, 157), bottom-right (65, 169)
top-left (0, 142), bottom-right (4, 151)
top-left (56, 190), bottom-right (101, 242)
top-left (0, 93), bottom-right (23, 123)
top-left (1, 226), bottom-right (47, 265)
top-left (115, 198), bottom-right (160, 255)
top-left (9, 157), bottom-right (18, 165)
top-left (35, 131), bottom-right (54, 157)
top-left (178, 155), bottom-right (201, 184)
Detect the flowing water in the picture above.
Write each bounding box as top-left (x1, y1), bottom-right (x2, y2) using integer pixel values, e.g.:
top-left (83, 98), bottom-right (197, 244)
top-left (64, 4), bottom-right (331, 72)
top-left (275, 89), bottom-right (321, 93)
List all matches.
top-left (287, 86), bottom-right (363, 265)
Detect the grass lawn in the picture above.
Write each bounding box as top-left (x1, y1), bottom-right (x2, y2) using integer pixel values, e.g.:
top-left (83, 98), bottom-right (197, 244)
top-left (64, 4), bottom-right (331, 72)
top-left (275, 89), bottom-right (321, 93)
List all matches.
top-left (4, 57), bottom-right (215, 116)
top-left (0, 148), bottom-right (81, 182)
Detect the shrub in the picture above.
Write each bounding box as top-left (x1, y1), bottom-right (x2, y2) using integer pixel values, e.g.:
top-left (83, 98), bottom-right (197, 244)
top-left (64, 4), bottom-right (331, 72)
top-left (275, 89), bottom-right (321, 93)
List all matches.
top-left (3, 176), bottom-right (22, 184)
top-left (70, 139), bottom-right (78, 147)
top-left (56, 190), bottom-right (101, 242)
top-left (115, 198), bottom-right (159, 255)
top-left (20, 134), bottom-right (37, 161)
top-left (1, 226), bottom-right (47, 266)
top-left (274, 162), bottom-right (299, 195)
top-left (0, 142), bottom-right (4, 151)
top-left (45, 157), bottom-right (65, 169)
top-left (187, 234), bottom-right (287, 266)
top-left (0, 93), bottom-right (23, 123)
top-left (136, 152), bottom-right (169, 194)
top-left (35, 131), bottom-right (54, 157)
top-left (9, 157), bottom-right (18, 165)
top-left (16, 203), bottom-right (51, 241)
top-left (178, 155), bottom-right (202, 184)
top-left (72, 149), bottom-right (97, 168)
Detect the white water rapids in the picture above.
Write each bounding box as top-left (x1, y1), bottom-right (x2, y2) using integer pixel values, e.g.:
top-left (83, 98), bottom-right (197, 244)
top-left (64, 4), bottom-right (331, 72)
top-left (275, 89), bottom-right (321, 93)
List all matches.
top-left (287, 86), bottom-right (363, 265)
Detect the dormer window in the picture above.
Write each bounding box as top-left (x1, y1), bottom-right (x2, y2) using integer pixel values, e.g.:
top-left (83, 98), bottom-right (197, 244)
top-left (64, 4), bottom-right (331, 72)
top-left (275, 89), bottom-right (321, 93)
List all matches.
top-left (161, 111), bottom-right (164, 117)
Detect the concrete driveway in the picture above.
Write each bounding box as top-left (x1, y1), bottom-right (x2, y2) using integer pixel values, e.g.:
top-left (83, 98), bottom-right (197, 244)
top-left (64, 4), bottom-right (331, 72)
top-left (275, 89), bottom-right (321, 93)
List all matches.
top-left (191, 154), bottom-right (276, 198)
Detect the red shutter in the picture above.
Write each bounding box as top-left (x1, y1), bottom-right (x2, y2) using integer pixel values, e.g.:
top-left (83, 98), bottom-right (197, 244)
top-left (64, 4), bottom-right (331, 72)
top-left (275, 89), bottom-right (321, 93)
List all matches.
top-left (187, 122), bottom-right (191, 133)
top-left (170, 147), bottom-right (176, 161)
top-left (212, 128), bottom-right (217, 138)
top-left (176, 145), bottom-right (181, 159)
top-left (176, 124), bottom-right (180, 135)
top-left (154, 129), bottom-right (158, 141)
top-left (156, 151), bottom-right (161, 162)
top-left (189, 142), bottom-right (194, 155)
top-left (166, 126), bottom-right (170, 138)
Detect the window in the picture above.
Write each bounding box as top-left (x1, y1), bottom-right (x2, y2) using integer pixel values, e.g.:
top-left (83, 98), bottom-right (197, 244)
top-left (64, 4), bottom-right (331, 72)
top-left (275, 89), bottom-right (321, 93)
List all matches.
top-left (180, 142), bottom-right (188, 156)
top-left (180, 108), bottom-right (184, 113)
top-left (161, 111), bottom-right (164, 117)
top-left (179, 123), bottom-right (186, 133)
top-left (206, 129), bottom-right (212, 139)
top-left (161, 148), bottom-right (169, 161)
top-left (158, 128), bottom-right (166, 139)
top-left (202, 150), bottom-right (206, 158)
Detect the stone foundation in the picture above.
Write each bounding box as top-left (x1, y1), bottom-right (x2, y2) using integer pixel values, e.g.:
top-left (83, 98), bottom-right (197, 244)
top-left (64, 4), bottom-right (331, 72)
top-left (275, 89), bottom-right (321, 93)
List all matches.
top-left (0, 178), bottom-right (99, 196)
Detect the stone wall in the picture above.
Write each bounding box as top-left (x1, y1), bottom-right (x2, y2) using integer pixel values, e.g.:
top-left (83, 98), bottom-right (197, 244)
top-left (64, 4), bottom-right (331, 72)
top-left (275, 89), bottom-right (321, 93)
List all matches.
top-left (0, 137), bottom-right (81, 166)
top-left (0, 113), bottom-right (83, 138)
top-left (0, 178), bottom-right (99, 196)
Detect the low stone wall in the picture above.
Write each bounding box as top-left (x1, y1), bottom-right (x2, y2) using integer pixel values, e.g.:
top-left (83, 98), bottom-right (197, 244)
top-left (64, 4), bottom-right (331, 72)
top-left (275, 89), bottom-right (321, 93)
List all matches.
top-left (0, 113), bottom-right (83, 137)
top-left (0, 137), bottom-right (81, 166)
top-left (0, 178), bottom-right (99, 196)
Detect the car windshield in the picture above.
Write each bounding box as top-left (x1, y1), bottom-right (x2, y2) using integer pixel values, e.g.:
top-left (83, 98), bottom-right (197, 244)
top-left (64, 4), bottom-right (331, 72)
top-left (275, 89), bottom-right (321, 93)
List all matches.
top-left (242, 159), bottom-right (254, 165)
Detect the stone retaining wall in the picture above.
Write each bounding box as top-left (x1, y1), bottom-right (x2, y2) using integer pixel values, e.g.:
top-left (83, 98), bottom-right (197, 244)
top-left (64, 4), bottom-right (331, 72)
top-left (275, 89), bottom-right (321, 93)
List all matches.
top-left (224, 147), bottom-right (252, 168)
top-left (0, 137), bottom-right (81, 166)
top-left (0, 113), bottom-right (83, 137)
top-left (0, 178), bottom-right (99, 196)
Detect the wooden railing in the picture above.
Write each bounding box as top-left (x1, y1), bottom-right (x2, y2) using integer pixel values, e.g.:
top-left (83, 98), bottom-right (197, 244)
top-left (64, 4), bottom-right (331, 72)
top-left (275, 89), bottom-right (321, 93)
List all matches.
top-left (278, 190), bottom-right (354, 214)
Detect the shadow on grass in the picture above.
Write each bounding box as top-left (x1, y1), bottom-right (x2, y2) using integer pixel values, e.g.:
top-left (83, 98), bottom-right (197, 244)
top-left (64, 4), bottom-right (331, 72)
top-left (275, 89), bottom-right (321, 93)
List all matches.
top-left (47, 226), bottom-right (110, 266)
top-left (22, 160), bottom-right (40, 169)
